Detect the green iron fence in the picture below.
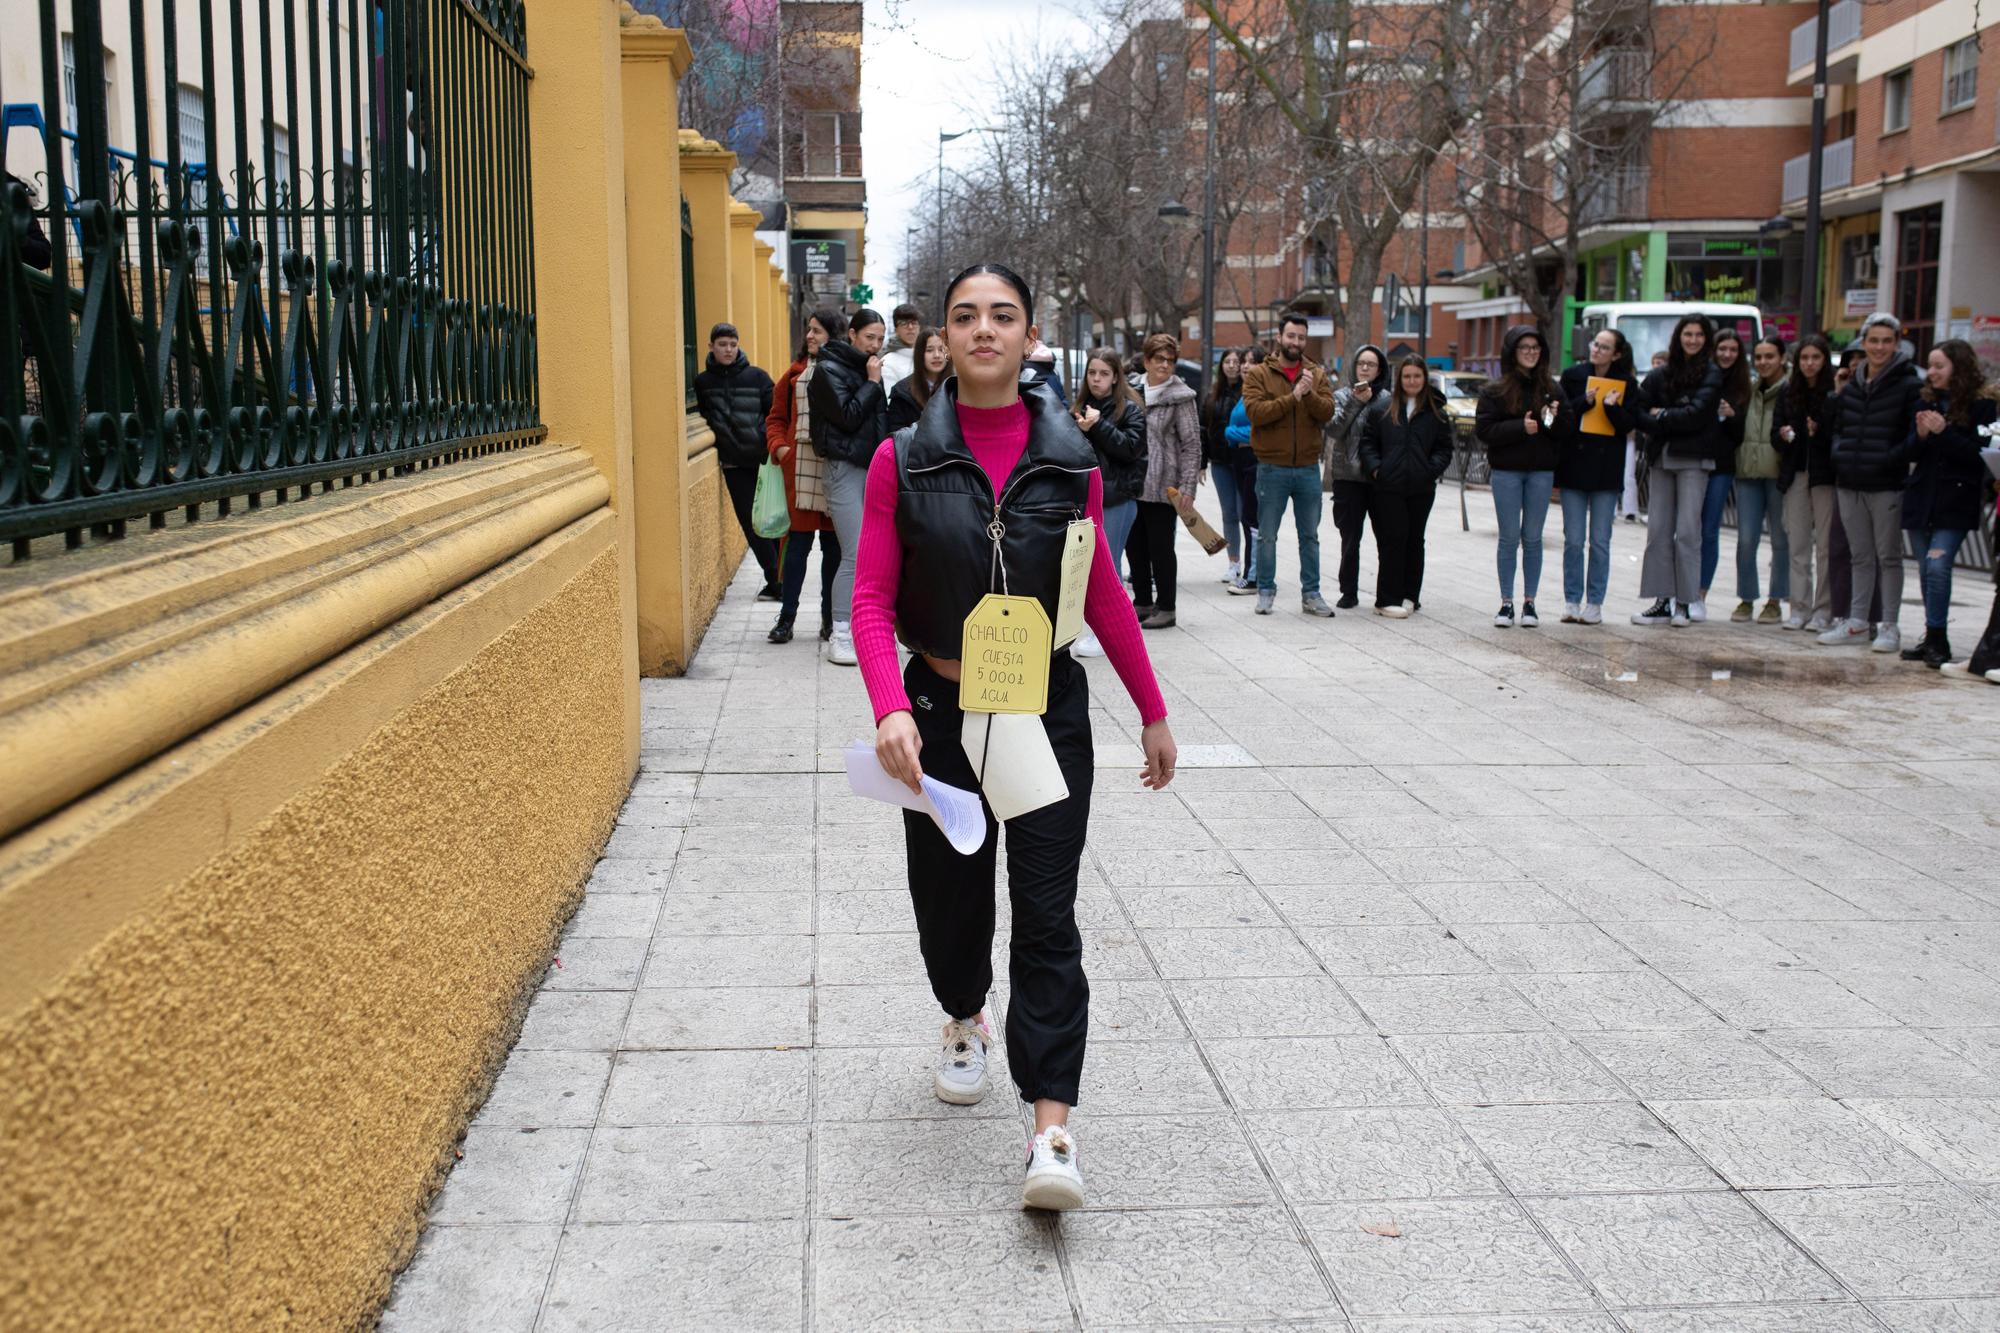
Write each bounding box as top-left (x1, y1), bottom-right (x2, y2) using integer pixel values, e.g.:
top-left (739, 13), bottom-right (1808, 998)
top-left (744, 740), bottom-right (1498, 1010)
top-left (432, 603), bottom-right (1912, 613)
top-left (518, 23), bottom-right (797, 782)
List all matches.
top-left (0, 0), bottom-right (542, 557)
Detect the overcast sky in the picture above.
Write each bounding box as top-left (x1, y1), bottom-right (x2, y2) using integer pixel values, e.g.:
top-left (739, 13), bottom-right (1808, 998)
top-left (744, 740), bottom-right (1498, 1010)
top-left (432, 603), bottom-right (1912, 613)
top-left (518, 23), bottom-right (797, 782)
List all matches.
top-left (858, 0), bottom-right (1107, 305)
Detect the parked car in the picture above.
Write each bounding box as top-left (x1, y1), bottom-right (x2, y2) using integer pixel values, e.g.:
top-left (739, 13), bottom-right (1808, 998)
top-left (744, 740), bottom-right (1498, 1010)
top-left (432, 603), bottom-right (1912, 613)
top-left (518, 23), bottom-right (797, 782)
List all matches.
top-left (1433, 369), bottom-right (1489, 483)
top-left (1574, 301), bottom-right (1764, 369)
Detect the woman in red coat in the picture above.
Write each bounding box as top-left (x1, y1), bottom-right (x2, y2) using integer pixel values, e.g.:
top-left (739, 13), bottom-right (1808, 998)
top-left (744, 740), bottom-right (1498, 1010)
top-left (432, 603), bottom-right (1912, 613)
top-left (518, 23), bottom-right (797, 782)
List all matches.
top-left (764, 309), bottom-right (846, 644)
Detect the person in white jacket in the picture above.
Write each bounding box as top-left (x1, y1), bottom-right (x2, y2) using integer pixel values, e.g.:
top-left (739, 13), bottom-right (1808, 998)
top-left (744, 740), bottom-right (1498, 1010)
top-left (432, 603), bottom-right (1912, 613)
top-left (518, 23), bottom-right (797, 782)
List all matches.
top-left (879, 303), bottom-right (923, 391)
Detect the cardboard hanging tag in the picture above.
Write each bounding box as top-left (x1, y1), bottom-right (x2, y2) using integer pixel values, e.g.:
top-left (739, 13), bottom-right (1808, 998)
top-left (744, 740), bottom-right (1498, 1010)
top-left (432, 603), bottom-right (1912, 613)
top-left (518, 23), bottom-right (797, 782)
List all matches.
top-left (961, 713), bottom-right (1069, 821)
top-left (1053, 519), bottom-right (1095, 648)
top-left (959, 593), bottom-right (1052, 715)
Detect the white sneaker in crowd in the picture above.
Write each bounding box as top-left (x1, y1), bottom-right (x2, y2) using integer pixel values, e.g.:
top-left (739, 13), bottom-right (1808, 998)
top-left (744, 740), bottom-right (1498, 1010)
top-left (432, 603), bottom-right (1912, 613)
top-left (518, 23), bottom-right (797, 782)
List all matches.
top-left (1072, 627), bottom-right (1104, 658)
top-left (1804, 611), bottom-right (1834, 633)
top-left (1221, 561), bottom-right (1239, 584)
top-left (1376, 603), bottom-right (1410, 619)
top-left (1581, 603), bottom-right (1603, 625)
top-left (1561, 602), bottom-right (1581, 623)
top-left (934, 1014), bottom-right (991, 1105)
top-left (1022, 1124), bottom-right (1085, 1211)
top-left (1670, 602), bottom-right (1691, 628)
top-left (1818, 618), bottom-right (1871, 647)
top-left (1781, 610), bottom-right (1807, 631)
top-left (1687, 600), bottom-right (1708, 623)
top-left (1871, 623), bottom-right (1901, 654)
top-left (826, 621), bottom-right (857, 666)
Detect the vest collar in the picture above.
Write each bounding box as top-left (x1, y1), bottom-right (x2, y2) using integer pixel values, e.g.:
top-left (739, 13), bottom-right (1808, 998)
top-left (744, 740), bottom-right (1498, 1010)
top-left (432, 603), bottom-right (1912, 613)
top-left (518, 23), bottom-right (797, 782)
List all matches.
top-left (906, 378), bottom-right (1094, 498)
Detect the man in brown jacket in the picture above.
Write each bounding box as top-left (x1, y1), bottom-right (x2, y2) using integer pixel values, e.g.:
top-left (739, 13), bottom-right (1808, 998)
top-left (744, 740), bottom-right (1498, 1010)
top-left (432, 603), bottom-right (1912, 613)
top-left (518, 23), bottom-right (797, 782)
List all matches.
top-left (1242, 311), bottom-right (1338, 615)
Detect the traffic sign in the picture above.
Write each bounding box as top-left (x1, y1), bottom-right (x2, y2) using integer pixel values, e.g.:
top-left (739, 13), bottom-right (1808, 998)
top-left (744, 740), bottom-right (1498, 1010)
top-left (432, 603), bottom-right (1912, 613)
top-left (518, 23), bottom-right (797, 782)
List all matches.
top-left (1383, 273), bottom-right (1404, 321)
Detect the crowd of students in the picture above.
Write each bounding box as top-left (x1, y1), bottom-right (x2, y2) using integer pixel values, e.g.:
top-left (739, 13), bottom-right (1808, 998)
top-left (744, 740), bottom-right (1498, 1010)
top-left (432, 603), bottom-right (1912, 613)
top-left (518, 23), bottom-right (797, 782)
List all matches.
top-left (701, 300), bottom-right (2000, 684)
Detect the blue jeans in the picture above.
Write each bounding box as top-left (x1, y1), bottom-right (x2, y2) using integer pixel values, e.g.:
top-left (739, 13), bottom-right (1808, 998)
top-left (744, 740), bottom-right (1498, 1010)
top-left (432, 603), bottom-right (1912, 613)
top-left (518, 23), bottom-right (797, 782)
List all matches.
top-left (1909, 526), bottom-right (1968, 630)
top-left (1699, 472), bottom-right (1733, 593)
top-left (1255, 464), bottom-right (1322, 596)
top-left (1560, 488), bottom-right (1619, 607)
top-left (1103, 498), bottom-right (1138, 580)
top-left (1211, 461), bottom-right (1245, 564)
top-left (1490, 469), bottom-right (1554, 602)
top-left (1733, 476), bottom-right (1790, 601)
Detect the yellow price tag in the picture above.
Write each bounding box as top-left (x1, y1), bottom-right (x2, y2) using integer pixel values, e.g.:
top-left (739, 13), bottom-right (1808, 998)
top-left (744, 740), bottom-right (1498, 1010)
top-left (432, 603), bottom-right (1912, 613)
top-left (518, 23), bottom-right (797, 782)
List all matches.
top-left (959, 594), bottom-right (1052, 715)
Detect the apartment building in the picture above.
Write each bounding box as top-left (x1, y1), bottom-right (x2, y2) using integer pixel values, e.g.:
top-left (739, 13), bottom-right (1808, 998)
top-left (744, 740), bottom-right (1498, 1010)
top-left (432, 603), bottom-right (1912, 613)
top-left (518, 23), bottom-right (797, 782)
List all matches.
top-left (775, 0), bottom-right (864, 319)
top-left (1781, 0), bottom-right (1999, 357)
top-left (1451, 0), bottom-right (1817, 374)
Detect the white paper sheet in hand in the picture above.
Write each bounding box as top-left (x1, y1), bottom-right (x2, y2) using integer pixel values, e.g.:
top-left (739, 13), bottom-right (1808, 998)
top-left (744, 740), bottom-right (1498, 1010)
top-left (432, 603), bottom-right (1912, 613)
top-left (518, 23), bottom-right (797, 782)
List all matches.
top-left (961, 712), bottom-right (1069, 821)
top-left (842, 741), bottom-right (988, 856)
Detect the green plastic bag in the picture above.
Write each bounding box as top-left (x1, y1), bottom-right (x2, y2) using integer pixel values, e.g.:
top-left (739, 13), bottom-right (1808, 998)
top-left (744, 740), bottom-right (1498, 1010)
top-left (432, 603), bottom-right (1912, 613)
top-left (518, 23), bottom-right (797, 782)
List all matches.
top-left (751, 460), bottom-right (790, 538)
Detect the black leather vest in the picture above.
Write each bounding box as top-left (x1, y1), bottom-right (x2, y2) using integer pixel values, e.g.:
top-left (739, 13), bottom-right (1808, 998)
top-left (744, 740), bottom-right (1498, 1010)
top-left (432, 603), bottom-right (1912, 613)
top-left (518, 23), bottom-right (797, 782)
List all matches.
top-left (893, 379), bottom-right (1097, 657)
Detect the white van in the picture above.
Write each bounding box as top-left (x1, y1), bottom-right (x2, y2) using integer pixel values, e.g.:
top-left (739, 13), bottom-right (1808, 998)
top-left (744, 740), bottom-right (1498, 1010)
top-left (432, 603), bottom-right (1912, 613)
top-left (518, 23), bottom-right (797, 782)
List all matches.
top-left (1576, 302), bottom-right (1765, 370)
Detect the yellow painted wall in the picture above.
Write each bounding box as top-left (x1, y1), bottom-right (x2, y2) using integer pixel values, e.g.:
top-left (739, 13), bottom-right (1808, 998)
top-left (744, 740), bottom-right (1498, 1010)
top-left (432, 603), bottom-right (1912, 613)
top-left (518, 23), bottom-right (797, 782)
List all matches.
top-left (0, 528), bottom-right (626, 1331)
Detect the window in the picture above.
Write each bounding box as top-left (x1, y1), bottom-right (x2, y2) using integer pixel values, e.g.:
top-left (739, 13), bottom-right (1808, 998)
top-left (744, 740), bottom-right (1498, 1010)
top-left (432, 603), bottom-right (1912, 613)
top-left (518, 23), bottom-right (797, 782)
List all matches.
top-left (269, 124), bottom-right (293, 257)
top-left (1883, 67), bottom-right (1912, 134)
top-left (1942, 37), bottom-right (1979, 114)
top-left (175, 85), bottom-right (207, 205)
top-left (1893, 203), bottom-right (1941, 356)
top-left (1386, 305), bottom-right (1430, 336)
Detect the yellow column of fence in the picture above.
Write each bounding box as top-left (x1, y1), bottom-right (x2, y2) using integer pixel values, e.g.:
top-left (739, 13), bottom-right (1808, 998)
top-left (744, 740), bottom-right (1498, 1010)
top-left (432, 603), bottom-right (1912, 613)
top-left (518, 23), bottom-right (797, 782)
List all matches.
top-left (753, 238), bottom-right (778, 372)
top-left (679, 132), bottom-right (738, 336)
top-left (675, 133), bottom-right (742, 656)
top-left (527, 0), bottom-right (640, 759)
top-left (618, 13), bottom-right (698, 675)
top-left (729, 202), bottom-right (763, 368)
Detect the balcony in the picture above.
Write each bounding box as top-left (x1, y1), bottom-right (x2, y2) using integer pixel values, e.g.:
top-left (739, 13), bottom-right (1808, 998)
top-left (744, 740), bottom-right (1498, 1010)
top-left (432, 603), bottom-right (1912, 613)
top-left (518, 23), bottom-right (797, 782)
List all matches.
top-left (1578, 48), bottom-right (1652, 114)
top-left (1577, 164), bottom-right (1650, 227)
top-left (1788, 0), bottom-right (1863, 85)
top-left (1782, 136), bottom-right (1854, 203)
top-left (788, 110), bottom-right (862, 180)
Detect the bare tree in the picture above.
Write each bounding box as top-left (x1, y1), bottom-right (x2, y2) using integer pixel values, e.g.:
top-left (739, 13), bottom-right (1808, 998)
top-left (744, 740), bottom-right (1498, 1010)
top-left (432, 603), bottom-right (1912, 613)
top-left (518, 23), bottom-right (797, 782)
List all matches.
top-left (1173, 0), bottom-right (1472, 358)
top-left (1453, 0), bottom-right (1717, 337)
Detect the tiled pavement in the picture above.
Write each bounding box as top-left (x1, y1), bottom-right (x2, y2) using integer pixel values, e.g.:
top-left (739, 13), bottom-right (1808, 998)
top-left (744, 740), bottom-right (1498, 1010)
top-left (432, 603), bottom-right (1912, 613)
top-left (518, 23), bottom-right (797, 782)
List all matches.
top-left (385, 486), bottom-right (2000, 1332)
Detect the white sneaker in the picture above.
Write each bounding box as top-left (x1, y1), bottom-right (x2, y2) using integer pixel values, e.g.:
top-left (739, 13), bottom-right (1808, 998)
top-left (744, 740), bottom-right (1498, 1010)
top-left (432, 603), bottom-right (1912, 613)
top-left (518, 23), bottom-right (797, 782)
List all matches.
top-left (1404, 600), bottom-right (1419, 615)
top-left (1376, 603), bottom-right (1410, 619)
top-left (1804, 612), bottom-right (1834, 633)
top-left (934, 1015), bottom-right (992, 1105)
top-left (1687, 600), bottom-right (1707, 623)
top-left (1670, 602), bottom-right (1691, 628)
top-left (1581, 603), bottom-right (1603, 625)
top-left (1072, 627), bottom-right (1104, 658)
top-left (1781, 611), bottom-right (1807, 631)
top-left (1221, 561), bottom-right (1239, 584)
top-left (1022, 1124), bottom-right (1085, 1211)
top-left (1561, 602), bottom-right (1581, 623)
top-left (1818, 618), bottom-right (1870, 647)
top-left (1870, 623), bottom-right (1901, 654)
top-left (826, 621), bottom-right (857, 666)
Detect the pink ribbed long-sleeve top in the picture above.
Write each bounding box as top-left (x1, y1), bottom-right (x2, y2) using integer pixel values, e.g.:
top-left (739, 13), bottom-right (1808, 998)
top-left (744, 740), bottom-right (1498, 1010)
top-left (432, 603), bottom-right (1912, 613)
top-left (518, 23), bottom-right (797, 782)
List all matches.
top-left (850, 399), bottom-right (1168, 727)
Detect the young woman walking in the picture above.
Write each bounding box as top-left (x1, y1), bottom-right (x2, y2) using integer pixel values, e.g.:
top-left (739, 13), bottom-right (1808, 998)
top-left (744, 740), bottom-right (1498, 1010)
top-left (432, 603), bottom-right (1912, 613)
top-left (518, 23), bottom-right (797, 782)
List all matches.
top-left (1327, 344), bottom-right (1387, 609)
top-left (1900, 339), bottom-right (1998, 667)
top-left (1631, 314), bottom-right (1727, 627)
top-left (764, 309), bottom-right (845, 645)
top-left (1070, 348), bottom-right (1149, 657)
top-left (1776, 334), bottom-right (1839, 631)
top-left (1558, 328), bottom-right (1639, 624)
top-left (887, 326), bottom-right (948, 431)
top-left (854, 263), bottom-right (1177, 1211)
top-left (1204, 347), bottom-right (1251, 585)
top-left (1475, 326), bottom-right (1568, 627)
top-left (811, 307), bottom-right (891, 666)
top-left (1130, 332), bottom-right (1203, 629)
top-left (1359, 354), bottom-right (1453, 617)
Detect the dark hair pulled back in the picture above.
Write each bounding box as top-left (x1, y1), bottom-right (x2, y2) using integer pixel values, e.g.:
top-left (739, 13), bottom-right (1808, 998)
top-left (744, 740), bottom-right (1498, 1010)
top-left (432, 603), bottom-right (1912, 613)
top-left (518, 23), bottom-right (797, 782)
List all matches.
top-left (943, 263), bottom-right (1034, 320)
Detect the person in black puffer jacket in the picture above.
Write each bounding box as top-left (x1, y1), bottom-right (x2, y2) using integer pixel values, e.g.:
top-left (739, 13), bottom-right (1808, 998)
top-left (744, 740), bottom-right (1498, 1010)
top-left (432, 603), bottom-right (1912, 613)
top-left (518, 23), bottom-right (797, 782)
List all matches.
top-left (1075, 348), bottom-right (1149, 572)
top-left (1900, 338), bottom-right (1999, 666)
top-left (692, 321), bottom-right (780, 596)
top-left (887, 325), bottom-right (948, 431)
top-left (1359, 354), bottom-right (1454, 615)
top-left (1823, 312), bottom-right (1924, 651)
top-left (1630, 313), bottom-right (1727, 625)
top-left (809, 307), bottom-right (890, 664)
top-left (1775, 334), bottom-right (1839, 630)
top-left (1474, 324), bottom-right (1569, 626)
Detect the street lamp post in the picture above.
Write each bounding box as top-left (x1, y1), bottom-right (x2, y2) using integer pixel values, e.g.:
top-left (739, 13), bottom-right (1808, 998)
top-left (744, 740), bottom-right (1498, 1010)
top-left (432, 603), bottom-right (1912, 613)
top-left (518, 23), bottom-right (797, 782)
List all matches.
top-left (1801, 0), bottom-right (1830, 334)
top-left (1200, 18), bottom-right (1216, 387)
top-left (934, 130), bottom-right (971, 319)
